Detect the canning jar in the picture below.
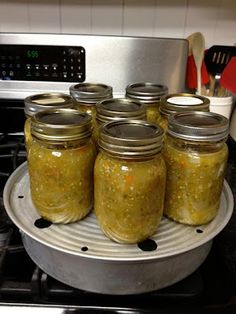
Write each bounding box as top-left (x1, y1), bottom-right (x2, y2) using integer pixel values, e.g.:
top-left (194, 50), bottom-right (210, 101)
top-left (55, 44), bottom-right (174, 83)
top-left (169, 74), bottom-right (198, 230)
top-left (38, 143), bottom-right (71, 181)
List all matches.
top-left (158, 93), bottom-right (210, 131)
top-left (28, 109), bottom-right (96, 224)
top-left (94, 120), bottom-right (166, 244)
top-left (69, 82), bottom-right (113, 121)
top-left (94, 98), bottom-right (146, 142)
top-left (126, 82), bottom-right (168, 124)
top-left (162, 111), bottom-right (229, 225)
top-left (24, 93), bottom-right (74, 152)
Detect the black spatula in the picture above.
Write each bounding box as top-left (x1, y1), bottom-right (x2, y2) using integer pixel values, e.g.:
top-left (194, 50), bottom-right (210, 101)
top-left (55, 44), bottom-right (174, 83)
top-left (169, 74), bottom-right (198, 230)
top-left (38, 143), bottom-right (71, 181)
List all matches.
top-left (204, 45), bottom-right (236, 96)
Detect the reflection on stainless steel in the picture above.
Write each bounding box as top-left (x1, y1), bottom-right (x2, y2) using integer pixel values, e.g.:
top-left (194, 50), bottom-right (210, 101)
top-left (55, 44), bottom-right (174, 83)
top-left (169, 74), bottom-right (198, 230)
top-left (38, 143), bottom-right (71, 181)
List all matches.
top-left (0, 33), bottom-right (188, 98)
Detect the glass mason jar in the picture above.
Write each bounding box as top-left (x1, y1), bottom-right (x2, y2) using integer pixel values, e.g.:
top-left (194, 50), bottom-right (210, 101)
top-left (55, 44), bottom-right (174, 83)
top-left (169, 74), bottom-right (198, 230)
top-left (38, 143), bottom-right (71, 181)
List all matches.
top-left (28, 109), bottom-right (97, 224)
top-left (162, 111), bottom-right (229, 225)
top-left (158, 93), bottom-right (210, 131)
top-left (94, 120), bottom-right (166, 244)
top-left (69, 82), bottom-right (113, 122)
top-left (126, 82), bottom-right (168, 124)
top-left (24, 93), bottom-right (74, 152)
top-left (94, 98), bottom-right (146, 142)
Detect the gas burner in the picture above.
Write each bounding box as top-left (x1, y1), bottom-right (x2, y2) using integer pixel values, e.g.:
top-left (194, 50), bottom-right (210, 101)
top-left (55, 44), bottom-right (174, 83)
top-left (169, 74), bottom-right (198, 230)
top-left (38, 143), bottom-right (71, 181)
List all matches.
top-left (0, 219), bottom-right (10, 248)
top-left (0, 134), bottom-right (26, 192)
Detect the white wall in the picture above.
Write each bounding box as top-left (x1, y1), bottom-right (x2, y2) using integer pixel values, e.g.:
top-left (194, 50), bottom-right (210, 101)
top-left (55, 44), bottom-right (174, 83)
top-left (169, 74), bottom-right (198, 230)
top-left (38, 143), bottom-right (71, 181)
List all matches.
top-left (0, 0), bottom-right (236, 48)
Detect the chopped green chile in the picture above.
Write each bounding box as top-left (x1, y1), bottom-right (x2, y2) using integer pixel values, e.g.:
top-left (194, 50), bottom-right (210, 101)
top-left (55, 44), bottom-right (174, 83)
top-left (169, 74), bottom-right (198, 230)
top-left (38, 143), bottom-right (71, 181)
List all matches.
top-left (74, 102), bottom-right (97, 121)
top-left (28, 138), bottom-right (96, 224)
top-left (162, 135), bottom-right (228, 225)
top-left (94, 152), bottom-right (166, 243)
top-left (156, 114), bottom-right (168, 131)
top-left (146, 103), bottom-right (161, 125)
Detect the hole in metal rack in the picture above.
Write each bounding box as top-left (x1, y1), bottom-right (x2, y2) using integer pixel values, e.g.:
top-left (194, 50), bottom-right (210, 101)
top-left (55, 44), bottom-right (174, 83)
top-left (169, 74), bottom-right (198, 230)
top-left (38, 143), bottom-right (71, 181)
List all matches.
top-left (34, 218), bottom-right (52, 229)
top-left (81, 246), bottom-right (88, 252)
top-left (137, 239), bottom-right (158, 251)
top-left (18, 195), bottom-right (24, 199)
top-left (196, 229), bottom-right (204, 234)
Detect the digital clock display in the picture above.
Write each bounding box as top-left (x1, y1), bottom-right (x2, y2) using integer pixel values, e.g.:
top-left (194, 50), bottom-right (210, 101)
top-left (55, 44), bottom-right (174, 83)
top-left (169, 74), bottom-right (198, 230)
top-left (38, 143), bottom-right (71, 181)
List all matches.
top-left (0, 44), bottom-right (85, 82)
top-left (26, 50), bottom-right (39, 59)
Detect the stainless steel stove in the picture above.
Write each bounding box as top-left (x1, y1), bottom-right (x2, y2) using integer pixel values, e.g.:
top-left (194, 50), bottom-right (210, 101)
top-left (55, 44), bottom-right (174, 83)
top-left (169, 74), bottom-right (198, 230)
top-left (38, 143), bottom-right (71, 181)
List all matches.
top-left (0, 32), bottom-right (236, 313)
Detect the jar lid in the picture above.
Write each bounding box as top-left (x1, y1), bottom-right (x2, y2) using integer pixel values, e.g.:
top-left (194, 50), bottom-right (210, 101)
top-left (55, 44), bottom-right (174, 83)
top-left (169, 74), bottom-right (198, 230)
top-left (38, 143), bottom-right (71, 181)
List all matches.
top-left (126, 82), bottom-right (168, 104)
top-left (69, 83), bottom-right (113, 105)
top-left (31, 109), bottom-right (92, 142)
top-left (98, 120), bottom-right (164, 159)
top-left (167, 111), bottom-right (229, 141)
top-left (24, 93), bottom-right (74, 117)
top-left (96, 98), bottom-right (146, 124)
top-left (160, 93), bottom-right (210, 117)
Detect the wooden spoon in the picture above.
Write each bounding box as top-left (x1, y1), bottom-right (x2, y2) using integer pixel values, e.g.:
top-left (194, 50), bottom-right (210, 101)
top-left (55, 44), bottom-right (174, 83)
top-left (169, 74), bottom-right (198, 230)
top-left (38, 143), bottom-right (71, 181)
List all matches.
top-left (191, 32), bottom-right (205, 95)
top-left (187, 32), bottom-right (207, 95)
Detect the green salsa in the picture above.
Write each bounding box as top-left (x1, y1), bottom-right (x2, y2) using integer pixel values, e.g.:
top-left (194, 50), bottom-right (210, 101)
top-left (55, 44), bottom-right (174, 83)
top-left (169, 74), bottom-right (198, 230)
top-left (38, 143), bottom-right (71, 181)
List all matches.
top-left (94, 152), bottom-right (166, 243)
top-left (28, 139), bottom-right (96, 224)
top-left (146, 103), bottom-right (161, 125)
top-left (162, 135), bottom-right (228, 225)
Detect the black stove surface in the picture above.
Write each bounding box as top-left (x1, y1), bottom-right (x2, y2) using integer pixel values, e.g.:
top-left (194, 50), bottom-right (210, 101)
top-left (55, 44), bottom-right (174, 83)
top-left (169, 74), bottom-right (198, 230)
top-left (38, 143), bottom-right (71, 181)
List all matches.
top-left (0, 118), bottom-right (236, 313)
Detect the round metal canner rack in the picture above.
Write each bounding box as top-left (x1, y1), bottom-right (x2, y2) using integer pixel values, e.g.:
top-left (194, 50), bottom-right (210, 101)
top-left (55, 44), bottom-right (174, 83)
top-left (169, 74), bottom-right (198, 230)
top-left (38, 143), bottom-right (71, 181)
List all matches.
top-left (3, 162), bottom-right (234, 295)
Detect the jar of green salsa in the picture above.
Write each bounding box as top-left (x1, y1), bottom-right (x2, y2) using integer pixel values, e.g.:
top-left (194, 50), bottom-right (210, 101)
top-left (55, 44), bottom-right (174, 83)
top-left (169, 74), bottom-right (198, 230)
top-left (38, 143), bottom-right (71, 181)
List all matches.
top-left (94, 120), bottom-right (166, 244)
top-left (162, 111), bottom-right (229, 225)
top-left (28, 109), bottom-right (96, 224)
top-left (126, 82), bottom-right (168, 124)
top-left (69, 82), bottom-right (113, 122)
top-left (158, 93), bottom-right (210, 131)
top-left (94, 98), bottom-right (146, 143)
top-left (24, 93), bottom-right (74, 152)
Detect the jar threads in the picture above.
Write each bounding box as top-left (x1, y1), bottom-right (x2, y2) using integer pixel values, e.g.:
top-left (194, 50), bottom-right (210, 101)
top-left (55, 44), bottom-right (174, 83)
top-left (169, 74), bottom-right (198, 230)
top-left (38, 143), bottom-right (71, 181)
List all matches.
top-left (24, 92), bottom-right (74, 152)
top-left (94, 98), bottom-right (146, 142)
top-left (69, 82), bottom-right (113, 120)
top-left (126, 82), bottom-right (168, 124)
top-left (158, 93), bottom-right (210, 130)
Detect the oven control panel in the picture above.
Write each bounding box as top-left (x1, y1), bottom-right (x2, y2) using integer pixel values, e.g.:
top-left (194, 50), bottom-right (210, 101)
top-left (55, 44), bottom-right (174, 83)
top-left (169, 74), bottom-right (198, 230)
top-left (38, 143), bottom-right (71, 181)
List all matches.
top-left (0, 45), bottom-right (85, 82)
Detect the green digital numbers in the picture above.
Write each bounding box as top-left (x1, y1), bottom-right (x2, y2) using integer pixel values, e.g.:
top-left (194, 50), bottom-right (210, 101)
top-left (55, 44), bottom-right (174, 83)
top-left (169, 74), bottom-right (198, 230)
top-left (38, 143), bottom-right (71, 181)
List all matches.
top-left (27, 50), bottom-right (39, 59)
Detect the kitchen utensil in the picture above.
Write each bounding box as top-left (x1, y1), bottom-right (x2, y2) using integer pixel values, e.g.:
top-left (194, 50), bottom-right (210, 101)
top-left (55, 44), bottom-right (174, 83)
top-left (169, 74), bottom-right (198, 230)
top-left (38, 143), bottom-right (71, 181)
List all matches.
top-left (3, 162), bottom-right (234, 295)
top-left (186, 33), bottom-right (209, 92)
top-left (191, 32), bottom-right (206, 95)
top-left (186, 54), bottom-right (209, 91)
top-left (205, 45), bottom-right (236, 96)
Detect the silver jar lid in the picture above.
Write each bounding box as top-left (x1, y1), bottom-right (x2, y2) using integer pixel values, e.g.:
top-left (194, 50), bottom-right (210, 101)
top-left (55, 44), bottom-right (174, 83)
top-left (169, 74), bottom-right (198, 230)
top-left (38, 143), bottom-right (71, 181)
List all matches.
top-left (167, 111), bottom-right (229, 142)
top-left (31, 108), bottom-right (92, 142)
top-left (24, 92), bottom-right (74, 117)
top-left (98, 120), bottom-right (164, 159)
top-left (126, 82), bottom-right (168, 104)
top-left (160, 93), bottom-right (210, 117)
top-left (69, 82), bottom-right (113, 105)
top-left (96, 98), bottom-right (146, 124)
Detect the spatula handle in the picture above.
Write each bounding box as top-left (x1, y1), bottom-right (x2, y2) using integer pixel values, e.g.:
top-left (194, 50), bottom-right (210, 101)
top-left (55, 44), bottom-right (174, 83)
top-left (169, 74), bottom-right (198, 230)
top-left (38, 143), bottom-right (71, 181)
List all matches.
top-left (214, 74), bottom-right (221, 96)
